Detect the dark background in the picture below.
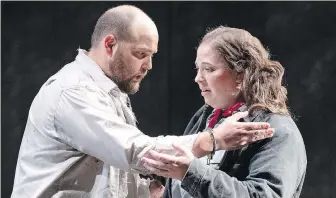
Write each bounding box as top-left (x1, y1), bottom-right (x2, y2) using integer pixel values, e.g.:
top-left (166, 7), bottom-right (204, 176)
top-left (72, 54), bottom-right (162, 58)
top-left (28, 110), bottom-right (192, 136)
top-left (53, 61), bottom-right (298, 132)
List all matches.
top-left (2, 2), bottom-right (336, 197)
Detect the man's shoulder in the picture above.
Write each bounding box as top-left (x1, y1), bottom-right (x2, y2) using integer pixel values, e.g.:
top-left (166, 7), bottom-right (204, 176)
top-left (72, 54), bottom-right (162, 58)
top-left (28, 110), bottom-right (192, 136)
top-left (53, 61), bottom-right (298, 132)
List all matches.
top-left (47, 62), bottom-right (84, 89)
top-left (42, 61), bottom-right (100, 93)
top-left (31, 61), bottom-right (103, 109)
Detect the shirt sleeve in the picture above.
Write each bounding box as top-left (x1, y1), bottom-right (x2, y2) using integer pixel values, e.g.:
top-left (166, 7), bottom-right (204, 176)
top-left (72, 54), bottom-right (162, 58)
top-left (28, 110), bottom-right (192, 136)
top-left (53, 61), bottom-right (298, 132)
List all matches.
top-left (54, 84), bottom-right (198, 174)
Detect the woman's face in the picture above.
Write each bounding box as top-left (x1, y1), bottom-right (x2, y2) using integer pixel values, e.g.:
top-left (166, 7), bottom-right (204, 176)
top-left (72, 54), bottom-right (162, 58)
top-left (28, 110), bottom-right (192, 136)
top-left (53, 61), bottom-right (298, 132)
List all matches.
top-left (195, 43), bottom-right (240, 109)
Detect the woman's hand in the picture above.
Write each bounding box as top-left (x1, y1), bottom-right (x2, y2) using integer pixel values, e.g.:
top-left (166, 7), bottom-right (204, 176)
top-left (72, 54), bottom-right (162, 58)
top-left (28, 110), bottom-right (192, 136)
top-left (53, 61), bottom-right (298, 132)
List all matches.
top-left (141, 143), bottom-right (195, 181)
top-left (149, 180), bottom-right (165, 198)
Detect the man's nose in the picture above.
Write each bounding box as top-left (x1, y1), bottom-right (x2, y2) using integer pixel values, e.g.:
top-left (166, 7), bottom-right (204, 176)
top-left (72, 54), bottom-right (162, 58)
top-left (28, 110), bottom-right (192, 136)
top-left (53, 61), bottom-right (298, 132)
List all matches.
top-left (142, 56), bottom-right (152, 71)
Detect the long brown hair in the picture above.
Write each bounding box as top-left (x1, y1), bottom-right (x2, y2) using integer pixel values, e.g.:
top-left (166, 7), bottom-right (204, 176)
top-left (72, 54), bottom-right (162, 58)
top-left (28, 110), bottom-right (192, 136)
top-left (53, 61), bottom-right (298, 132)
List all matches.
top-left (200, 26), bottom-right (290, 116)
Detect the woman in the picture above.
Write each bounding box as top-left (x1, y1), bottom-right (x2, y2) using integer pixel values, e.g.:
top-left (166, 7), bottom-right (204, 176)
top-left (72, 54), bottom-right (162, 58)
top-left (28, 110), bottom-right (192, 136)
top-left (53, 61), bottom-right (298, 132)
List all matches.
top-left (142, 26), bottom-right (307, 198)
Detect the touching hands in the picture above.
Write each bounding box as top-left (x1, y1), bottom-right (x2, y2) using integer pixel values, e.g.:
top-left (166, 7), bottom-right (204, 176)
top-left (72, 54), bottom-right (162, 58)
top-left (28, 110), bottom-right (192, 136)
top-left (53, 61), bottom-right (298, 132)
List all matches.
top-left (141, 111), bottom-right (275, 181)
top-left (142, 143), bottom-right (194, 181)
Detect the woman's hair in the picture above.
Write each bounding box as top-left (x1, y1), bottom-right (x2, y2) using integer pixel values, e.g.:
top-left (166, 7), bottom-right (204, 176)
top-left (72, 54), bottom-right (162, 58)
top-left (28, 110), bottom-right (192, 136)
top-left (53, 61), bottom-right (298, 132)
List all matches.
top-left (200, 26), bottom-right (290, 116)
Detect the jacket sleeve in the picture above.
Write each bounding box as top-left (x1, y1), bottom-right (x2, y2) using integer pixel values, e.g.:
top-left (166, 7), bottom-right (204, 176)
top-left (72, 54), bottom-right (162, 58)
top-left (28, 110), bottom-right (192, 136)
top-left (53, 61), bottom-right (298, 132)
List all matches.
top-left (55, 84), bottom-right (198, 174)
top-left (163, 178), bottom-right (172, 198)
top-left (180, 115), bottom-right (307, 198)
top-left (163, 105), bottom-right (208, 198)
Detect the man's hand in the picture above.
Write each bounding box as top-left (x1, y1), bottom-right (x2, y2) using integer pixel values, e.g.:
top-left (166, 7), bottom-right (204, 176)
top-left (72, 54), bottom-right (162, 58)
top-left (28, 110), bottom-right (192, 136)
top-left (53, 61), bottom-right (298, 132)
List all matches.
top-left (214, 111), bottom-right (274, 150)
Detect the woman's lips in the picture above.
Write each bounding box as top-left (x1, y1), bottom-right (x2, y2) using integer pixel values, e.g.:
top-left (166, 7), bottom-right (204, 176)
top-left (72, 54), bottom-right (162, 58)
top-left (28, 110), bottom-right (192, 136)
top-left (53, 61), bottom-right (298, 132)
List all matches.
top-left (201, 90), bottom-right (211, 96)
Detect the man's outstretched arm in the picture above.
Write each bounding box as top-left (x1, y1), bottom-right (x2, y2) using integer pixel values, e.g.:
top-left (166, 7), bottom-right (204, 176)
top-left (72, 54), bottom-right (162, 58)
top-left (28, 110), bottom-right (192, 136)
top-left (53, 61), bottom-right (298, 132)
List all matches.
top-left (56, 84), bottom-right (273, 174)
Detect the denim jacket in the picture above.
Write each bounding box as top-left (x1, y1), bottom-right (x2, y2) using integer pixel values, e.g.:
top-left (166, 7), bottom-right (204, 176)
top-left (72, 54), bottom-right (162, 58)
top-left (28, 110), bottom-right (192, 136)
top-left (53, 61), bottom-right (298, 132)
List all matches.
top-left (164, 104), bottom-right (307, 198)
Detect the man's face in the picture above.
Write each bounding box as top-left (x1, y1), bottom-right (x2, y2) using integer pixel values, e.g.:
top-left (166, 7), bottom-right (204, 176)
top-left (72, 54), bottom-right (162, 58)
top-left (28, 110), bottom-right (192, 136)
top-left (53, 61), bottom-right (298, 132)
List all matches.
top-left (109, 33), bottom-right (158, 94)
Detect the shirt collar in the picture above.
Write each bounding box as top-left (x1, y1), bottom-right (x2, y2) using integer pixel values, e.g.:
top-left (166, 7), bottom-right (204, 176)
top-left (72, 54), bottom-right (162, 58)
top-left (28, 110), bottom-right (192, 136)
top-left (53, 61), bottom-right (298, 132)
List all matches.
top-left (75, 48), bottom-right (122, 96)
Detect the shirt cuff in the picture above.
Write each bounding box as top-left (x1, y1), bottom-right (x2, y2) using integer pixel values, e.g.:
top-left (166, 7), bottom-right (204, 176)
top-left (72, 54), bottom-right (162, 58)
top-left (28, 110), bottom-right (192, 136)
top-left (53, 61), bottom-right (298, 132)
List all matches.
top-left (180, 158), bottom-right (209, 197)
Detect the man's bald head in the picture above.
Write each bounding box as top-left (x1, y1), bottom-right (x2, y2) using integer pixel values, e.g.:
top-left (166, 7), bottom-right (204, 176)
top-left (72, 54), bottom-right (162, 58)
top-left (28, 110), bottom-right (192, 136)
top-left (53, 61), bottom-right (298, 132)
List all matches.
top-left (91, 5), bottom-right (157, 48)
top-left (88, 5), bottom-right (158, 94)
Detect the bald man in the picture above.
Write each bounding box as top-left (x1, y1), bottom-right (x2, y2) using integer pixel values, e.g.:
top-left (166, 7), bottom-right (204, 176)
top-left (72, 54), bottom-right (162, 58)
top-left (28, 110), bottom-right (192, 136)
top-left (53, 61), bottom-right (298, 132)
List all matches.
top-left (11, 5), bottom-right (274, 198)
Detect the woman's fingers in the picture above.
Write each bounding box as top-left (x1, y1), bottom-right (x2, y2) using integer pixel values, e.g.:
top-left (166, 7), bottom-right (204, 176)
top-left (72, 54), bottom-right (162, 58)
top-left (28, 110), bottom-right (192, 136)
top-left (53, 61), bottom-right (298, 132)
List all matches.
top-left (143, 162), bottom-right (168, 176)
top-left (141, 156), bottom-right (170, 171)
top-left (147, 150), bottom-right (182, 165)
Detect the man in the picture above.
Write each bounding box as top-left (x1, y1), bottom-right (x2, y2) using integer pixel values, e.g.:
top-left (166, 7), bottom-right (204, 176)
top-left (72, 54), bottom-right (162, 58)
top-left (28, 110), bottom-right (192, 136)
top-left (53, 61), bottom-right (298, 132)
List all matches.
top-left (11, 5), bottom-right (274, 198)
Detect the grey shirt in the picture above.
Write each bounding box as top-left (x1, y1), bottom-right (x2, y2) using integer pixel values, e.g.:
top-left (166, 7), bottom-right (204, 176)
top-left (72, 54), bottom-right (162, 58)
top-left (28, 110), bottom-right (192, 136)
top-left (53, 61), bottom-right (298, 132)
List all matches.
top-left (11, 49), bottom-right (198, 198)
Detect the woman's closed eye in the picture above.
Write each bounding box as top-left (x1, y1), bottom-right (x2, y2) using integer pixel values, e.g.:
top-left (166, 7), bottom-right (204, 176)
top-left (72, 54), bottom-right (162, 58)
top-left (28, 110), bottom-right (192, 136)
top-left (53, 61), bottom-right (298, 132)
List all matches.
top-left (205, 66), bottom-right (214, 72)
top-left (194, 66), bottom-right (214, 72)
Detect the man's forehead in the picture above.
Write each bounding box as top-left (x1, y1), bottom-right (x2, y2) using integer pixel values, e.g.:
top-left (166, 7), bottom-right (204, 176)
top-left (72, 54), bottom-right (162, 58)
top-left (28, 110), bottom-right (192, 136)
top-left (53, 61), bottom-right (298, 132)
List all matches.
top-left (132, 34), bottom-right (158, 53)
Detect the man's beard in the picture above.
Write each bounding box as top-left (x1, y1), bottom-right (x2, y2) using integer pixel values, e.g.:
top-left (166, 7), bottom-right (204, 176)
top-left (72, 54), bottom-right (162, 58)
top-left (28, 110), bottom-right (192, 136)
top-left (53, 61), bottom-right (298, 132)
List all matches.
top-left (109, 55), bottom-right (141, 95)
top-left (114, 77), bottom-right (139, 95)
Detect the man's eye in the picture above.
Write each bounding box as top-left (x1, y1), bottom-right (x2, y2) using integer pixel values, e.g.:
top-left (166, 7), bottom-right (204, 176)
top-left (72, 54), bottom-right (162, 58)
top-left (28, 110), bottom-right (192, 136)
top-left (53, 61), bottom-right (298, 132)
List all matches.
top-left (138, 52), bottom-right (147, 58)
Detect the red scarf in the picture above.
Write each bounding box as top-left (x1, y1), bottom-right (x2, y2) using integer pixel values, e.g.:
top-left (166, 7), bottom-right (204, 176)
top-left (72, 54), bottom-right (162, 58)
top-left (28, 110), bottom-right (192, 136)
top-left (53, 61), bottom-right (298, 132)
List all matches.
top-left (208, 102), bottom-right (244, 128)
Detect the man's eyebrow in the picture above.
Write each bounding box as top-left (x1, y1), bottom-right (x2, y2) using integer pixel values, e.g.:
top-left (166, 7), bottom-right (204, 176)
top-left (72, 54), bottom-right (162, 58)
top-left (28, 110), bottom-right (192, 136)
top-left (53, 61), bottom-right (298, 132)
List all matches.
top-left (134, 47), bottom-right (156, 54)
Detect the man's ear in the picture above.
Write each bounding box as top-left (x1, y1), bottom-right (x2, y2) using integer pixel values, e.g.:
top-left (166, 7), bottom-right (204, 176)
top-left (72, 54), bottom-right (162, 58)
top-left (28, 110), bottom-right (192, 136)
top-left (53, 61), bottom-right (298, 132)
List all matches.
top-left (104, 34), bottom-right (117, 56)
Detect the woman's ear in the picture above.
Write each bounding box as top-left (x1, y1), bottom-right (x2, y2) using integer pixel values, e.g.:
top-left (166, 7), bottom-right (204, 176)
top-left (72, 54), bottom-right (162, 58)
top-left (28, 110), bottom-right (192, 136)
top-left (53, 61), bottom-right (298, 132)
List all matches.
top-left (235, 73), bottom-right (243, 89)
